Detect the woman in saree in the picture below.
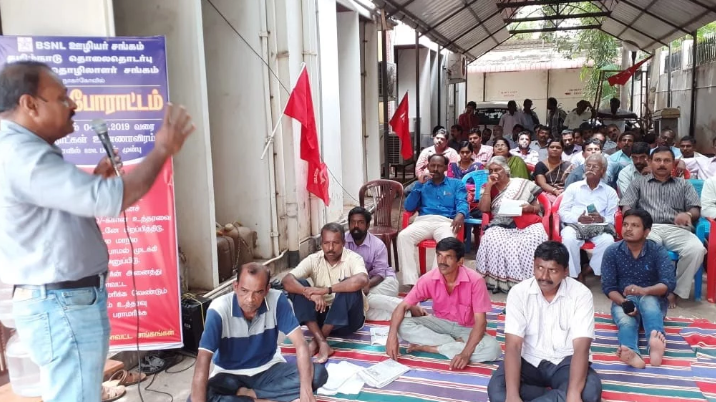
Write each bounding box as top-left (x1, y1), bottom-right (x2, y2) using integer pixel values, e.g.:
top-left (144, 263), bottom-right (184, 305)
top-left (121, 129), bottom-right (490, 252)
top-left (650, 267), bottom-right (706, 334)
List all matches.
top-left (446, 141), bottom-right (484, 180)
top-left (533, 138), bottom-right (573, 202)
top-left (492, 137), bottom-right (530, 180)
top-left (475, 156), bottom-right (548, 293)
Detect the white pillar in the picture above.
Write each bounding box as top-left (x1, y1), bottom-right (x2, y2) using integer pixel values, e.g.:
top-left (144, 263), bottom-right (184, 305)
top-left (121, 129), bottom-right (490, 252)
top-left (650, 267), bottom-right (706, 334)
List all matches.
top-left (114, 0), bottom-right (219, 289)
top-left (337, 10), bottom-right (363, 206)
top-left (363, 22), bottom-right (381, 182)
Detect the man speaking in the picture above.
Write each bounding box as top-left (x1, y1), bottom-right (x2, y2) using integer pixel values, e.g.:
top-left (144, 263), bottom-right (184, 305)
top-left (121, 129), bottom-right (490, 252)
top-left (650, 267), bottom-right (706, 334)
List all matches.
top-left (0, 61), bottom-right (195, 401)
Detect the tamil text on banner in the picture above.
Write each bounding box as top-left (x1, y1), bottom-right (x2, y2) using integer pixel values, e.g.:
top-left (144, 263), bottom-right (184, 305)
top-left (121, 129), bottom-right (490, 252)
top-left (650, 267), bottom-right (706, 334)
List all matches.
top-left (0, 36), bottom-right (182, 351)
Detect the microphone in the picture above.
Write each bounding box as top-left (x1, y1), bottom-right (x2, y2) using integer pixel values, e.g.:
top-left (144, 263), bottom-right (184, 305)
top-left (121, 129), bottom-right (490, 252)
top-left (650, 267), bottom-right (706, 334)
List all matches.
top-left (91, 118), bottom-right (121, 175)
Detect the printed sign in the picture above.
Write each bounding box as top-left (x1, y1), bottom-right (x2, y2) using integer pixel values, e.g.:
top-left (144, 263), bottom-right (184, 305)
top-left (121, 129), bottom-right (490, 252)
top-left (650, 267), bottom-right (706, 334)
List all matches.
top-left (0, 36), bottom-right (182, 351)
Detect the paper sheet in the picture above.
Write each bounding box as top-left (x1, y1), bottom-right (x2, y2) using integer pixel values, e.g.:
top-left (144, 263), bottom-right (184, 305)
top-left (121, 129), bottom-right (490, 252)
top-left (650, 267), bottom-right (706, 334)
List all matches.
top-left (317, 361), bottom-right (365, 396)
top-left (496, 199), bottom-right (524, 216)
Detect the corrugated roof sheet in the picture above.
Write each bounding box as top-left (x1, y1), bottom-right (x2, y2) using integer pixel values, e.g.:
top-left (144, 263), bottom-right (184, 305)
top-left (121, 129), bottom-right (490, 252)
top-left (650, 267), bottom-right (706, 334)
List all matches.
top-left (370, 0), bottom-right (716, 62)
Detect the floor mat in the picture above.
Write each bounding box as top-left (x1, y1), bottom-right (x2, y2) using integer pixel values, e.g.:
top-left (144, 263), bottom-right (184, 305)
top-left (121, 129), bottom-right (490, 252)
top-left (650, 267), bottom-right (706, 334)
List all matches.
top-left (281, 301), bottom-right (712, 402)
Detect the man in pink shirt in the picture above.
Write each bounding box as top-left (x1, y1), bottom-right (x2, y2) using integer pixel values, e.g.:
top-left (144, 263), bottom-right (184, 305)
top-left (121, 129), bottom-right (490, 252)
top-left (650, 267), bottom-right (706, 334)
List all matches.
top-left (386, 238), bottom-right (501, 369)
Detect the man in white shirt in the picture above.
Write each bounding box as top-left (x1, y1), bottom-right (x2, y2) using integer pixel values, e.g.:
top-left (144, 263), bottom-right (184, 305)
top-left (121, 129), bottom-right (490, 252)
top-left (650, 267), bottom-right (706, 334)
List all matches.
top-left (598, 98), bottom-right (637, 133)
top-left (499, 100), bottom-right (521, 135)
top-left (530, 125), bottom-right (552, 161)
top-left (700, 176), bottom-right (716, 218)
top-left (487, 241), bottom-right (602, 402)
top-left (559, 154), bottom-right (619, 280)
top-left (511, 131), bottom-right (540, 165)
top-left (680, 136), bottom-right (716, 179)
top-left (564, 100), bottom-right (596, 129)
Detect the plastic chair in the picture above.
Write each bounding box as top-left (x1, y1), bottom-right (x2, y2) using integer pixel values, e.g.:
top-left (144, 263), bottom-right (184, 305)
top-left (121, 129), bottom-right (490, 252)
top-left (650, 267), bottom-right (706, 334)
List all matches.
top-left (686, 178), bottom-right (711, 302)
top-left (667, 251), bottom-right (704, 301)
top-left (481, 192), bottom-right (552, 238)
top-left (359, 180), bottom-right (403, 271)
top-left (527, 163), bottom-right (536, 173)
top-left (704, 218), bottom-right (716, 303)
top-left (401, 211), bottom-right (465, 277)
top-left (462, 170), bottom-right (488, 252)
top-left (551, 194), bottom-right (623, 245)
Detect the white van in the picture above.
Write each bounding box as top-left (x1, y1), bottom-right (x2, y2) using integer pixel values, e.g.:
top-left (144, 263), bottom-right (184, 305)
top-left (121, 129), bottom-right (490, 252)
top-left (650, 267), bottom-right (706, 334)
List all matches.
top-left (474, 101), bottom-right (509, 132)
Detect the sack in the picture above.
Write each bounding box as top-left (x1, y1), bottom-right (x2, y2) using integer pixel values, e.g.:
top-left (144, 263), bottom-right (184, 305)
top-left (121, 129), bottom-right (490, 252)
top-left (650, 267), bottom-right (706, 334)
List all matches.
top-left (216, 231), bottom-right (236, 283)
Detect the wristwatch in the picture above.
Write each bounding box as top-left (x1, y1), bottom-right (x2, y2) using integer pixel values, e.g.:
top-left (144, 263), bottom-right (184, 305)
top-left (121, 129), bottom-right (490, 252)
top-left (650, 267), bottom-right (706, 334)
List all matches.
top-left (327, 286), bottom-right (333, 295)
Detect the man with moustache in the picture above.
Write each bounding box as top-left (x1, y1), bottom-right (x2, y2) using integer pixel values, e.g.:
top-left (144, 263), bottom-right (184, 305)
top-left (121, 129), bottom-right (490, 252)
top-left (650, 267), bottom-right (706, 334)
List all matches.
top-left (530, 125), bottom-right (552, 161)
top-left (0, 61), bottom-right (195, 401)
top-left (283, 223), bottom-right (369, 363)
top-left (386, 238), bottom-right (501, 367)
top-left (561, 130), bottom-right (582, 162)
top-left (345, 207), bottom-right (423, 321)
top-left (620, 146), bottom-right (705, 308)
top-left (398, 154), bottom-right (468, 287)
top-left (511, 131), bottom-right (540, 165)
top-left (468, 128), bottom-right (493, 164)
top-left (617, 142), bottom-right (651, 195)
top-left (488, 241), bottom-right (602, 402)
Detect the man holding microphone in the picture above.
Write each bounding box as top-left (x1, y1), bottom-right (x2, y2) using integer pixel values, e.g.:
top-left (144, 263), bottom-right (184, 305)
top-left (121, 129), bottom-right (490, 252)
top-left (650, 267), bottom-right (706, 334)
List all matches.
top-left (0, 61), bottom-right (195, 401)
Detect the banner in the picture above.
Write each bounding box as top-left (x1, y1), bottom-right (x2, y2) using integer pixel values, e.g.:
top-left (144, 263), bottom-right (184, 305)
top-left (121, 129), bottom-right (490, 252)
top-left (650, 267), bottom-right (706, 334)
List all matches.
top-left (0, 36), bottom-right (182, 351)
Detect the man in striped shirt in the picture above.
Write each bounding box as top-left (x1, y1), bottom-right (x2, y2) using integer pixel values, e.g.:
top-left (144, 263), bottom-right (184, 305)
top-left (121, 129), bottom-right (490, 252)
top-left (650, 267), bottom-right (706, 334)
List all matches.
top-left (619, 146), bottom-right (705, 308)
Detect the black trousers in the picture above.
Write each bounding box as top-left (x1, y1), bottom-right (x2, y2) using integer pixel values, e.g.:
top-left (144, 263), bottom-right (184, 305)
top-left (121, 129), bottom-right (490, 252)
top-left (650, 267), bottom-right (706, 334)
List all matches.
top-left (487, 356), bottom-right (603, 402)
top-left (288, 279), bottom-right (364, 336)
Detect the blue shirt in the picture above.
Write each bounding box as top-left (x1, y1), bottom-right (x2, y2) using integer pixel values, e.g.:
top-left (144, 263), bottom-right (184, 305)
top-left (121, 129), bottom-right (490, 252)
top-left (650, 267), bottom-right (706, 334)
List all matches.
top-left (404, 177), bottom-right (469, 219)
top-left (650, 146), bottom-right (682, 158)
top-left (0, 120), bottom-right (124, 285)
top-left (199, 290), bottom-right (299, 377)
top-left (609, 150), bottom-right (632, 168)
top-left (601, 240), bottom-right (676, 298)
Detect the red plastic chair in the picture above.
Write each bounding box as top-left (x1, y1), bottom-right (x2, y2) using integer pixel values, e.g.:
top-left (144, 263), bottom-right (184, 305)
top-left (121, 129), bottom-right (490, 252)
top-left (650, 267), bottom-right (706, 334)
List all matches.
top-left (704, 218), bottom-right (716, 303)
top-left (551, 194), bottom-right (623, 246)
top-left (401, 211), bottom-right (465, 277)
top-left (359, 180), bottom-right (404, 271)
top-left (527, 163), bottom-right (536, 173)
top-left (481, 192), bottom-right (552, 237)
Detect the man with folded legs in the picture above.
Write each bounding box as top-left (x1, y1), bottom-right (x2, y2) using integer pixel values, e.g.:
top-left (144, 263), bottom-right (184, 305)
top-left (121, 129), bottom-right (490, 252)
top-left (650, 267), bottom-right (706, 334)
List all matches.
top-left (487, 241), bottom-right (602, 402)
top-left (386, 238), bottom-right (501, 368)
top-left (601, 209), bottom-right (674, 369)
top-left (190, 263), bottom-right (327, 402)
top-left (397, 154), bottom-right (468, 287)
top-left (283, 223), bottom-right (369, 362)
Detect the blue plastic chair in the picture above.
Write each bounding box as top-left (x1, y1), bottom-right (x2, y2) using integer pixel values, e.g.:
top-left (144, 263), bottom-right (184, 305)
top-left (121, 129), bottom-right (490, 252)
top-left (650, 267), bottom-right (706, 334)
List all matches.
top-left (667, 179), bottom-right (706, 301)
top-left (462, 170), bottom-right (488, 252)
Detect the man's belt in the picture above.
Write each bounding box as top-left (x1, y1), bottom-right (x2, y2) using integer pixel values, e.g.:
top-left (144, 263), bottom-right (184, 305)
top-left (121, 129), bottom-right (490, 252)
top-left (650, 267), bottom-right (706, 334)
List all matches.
top-left (15, 274), bottom-right (102, 291)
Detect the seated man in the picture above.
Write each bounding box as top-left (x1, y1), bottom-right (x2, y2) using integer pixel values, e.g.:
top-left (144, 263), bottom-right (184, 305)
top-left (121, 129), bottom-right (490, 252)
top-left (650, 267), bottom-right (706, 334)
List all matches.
top-left (616, 141), bottom-right (650, 195)
top-left (414, 127), bottom-right (459, 182)
top-left (345, 207), bottom-right (421, 321)
top-left (681, 136), bottom-right (716, 179)
top-left (601, 209), bottom-right (675, 369)
top-left (282, 223), bottom-right (369, 362)
top-left (559, 154), bottom-right (618, 281)
top-left (398, 154), bottom-right (468, 286)
top-left (620, 146), bottom-right (705, 308)
top-left (468, 128), bottom-right (493, 164)
top-left (487, 241), bottom-right (602, 402)
top-left (190, 263), bottom-right (327, 402)
top-left (701, 176), bottom-right (716, 218)
top-left (386, 238), bottom-right (501, 367)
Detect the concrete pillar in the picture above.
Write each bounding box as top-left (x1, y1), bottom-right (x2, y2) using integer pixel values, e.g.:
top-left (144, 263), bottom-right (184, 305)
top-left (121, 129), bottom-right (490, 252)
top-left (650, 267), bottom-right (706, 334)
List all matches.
top-left (316, 0), bottom-right (344, 223)
top-left (337, 11), bottom-right (363, 205)
top-left (362, 22), bottom-right (381, 182)
top-left (0, 0), bottom-right (115, 36)
top-left (113, 0), bottom-right (219, 290)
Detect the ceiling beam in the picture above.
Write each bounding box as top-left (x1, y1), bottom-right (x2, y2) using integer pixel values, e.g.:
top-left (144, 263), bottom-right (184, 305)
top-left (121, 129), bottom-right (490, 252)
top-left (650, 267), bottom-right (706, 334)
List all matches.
top-left (644, 11), bottom-right (709, 49)
top-left (497, 0), bottom-right (591, 8)
top-left (420, 0), bottom-right (479, 38)
top-left (509, 24), bottom-right (602, 34)
top-left (505, 11), bottom-right (610, 23)
top-left (464, 1), bottom-right (501, 48)
top-left (379, 0), bottom-right (455, 51)
top-left (607, 17), bottom-right (669, 48)
top-left (620, 0), bottom-right (691, 36)
top-left (468, 34), bottom-right (515, 61)
top-left (685, 0), bottom-right (716, 15)
top-left (614, 0), bottom-right (658, 39)
top-left (385, 0), bottom-right (417, 18)
top-left (442, 9), bottom-right (502, 49)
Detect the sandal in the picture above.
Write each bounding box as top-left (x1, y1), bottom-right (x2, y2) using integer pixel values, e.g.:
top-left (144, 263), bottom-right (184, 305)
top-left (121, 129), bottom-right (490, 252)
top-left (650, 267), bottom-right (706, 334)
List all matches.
top-left (108, 368), bottom-right (148, 386)
top-left (101, 384), bottom-right (126, 402)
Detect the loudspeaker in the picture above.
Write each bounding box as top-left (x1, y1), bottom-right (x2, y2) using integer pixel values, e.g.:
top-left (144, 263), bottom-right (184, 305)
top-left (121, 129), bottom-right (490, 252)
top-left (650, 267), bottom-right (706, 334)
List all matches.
top-left (181, 295), bottom-right (211, 354)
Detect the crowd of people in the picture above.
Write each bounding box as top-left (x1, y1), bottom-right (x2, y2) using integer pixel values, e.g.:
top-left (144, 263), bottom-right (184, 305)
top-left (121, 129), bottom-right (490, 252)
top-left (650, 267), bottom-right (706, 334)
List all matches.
top-left (188, 98), bottom-right (710, 401)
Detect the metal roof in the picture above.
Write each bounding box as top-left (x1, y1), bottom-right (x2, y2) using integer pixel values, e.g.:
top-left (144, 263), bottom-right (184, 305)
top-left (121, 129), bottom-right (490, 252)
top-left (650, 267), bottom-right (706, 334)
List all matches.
top-left (370, 0), bottom-right (716, 62)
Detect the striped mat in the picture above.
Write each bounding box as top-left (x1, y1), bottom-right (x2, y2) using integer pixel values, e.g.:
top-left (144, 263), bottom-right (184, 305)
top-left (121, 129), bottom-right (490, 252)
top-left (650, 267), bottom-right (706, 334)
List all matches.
top-left (280, 301), bottom-right (714, 402)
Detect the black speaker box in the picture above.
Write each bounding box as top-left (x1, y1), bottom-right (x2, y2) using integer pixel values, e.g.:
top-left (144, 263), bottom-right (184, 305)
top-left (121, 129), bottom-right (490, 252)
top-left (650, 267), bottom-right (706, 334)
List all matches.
top-left (181, 295), bottom-right (211, 354)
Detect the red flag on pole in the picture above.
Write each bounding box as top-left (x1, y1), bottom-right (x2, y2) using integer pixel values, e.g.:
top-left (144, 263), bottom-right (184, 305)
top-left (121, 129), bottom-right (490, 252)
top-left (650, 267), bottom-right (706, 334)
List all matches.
top-left (390, 92), bottom-right (413, 160)
top-left (284, 66), bottom-right (330, 205)
top-left (607, 56), bottom-right (652, 86)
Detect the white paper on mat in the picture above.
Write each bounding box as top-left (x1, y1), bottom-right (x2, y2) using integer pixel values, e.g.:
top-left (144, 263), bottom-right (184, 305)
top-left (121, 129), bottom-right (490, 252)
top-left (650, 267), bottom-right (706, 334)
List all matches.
top-left (317, 361), bottom-right (365, 396)
top-left (497, 199), bottom-right (524, 216)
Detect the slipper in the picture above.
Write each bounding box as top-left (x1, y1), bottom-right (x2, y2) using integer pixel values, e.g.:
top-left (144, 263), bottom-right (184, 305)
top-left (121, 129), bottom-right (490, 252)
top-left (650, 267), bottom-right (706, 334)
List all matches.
top-left (101, 384), bottom-right (126, 402)
top-left (108, 369), bottom-right (148, 386)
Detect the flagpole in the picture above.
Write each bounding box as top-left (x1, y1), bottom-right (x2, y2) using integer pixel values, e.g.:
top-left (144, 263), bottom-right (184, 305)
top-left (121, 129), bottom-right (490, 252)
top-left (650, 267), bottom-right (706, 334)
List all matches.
top-left (260, 63), bottom-right (308, 160)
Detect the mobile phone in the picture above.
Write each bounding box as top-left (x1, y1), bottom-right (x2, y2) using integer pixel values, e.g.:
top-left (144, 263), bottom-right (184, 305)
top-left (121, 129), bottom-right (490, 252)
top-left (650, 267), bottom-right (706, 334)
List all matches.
top-left (621, 300), bottom-right (635, 314)
top-left (586, 204), bottom-right (597, 214)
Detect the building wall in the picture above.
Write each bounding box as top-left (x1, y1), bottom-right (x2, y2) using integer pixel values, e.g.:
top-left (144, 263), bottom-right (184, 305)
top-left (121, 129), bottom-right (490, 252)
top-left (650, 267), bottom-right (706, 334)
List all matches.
top-left (362, 21), bottom-right (381, 182)
top-left (0, 0), bottom-right (115, 36)
top-left (397, 48), bottom-right (433, 146)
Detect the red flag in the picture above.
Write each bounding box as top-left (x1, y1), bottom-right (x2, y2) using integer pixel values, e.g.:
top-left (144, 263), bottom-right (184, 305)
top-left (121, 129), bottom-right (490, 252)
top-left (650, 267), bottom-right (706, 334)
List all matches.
top-left (284, 67), bottom-right (329, 205)
top-left (607, 56), bottom-right (652, 86)
top-left (390, 93), bottom-right (412, 160)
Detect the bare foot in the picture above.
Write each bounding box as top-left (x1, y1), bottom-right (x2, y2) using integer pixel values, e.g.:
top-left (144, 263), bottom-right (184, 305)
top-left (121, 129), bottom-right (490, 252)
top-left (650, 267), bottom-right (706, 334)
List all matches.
top-left (667, 293), bottom-right (677, 309)
top-left (307, 339), bottom-right (319, 357)
top-left (408, 305), bottom-right (427, 317)
top-left (648, 330), bottom-right (667, 366)
top-left (616, 345), bottom-right (646, 369)
top-left (406, 343), bottom-right (438, 354)
top-left (314, 340), bottom-right (334, 363)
